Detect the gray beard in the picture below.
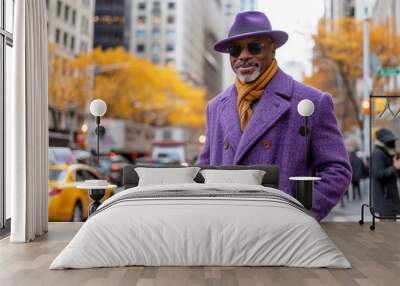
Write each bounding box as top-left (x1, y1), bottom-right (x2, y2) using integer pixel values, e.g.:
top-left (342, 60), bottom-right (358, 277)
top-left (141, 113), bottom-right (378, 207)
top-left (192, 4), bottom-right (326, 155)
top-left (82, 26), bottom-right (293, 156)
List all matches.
top-left (237, 67), bottom-right (261, 83)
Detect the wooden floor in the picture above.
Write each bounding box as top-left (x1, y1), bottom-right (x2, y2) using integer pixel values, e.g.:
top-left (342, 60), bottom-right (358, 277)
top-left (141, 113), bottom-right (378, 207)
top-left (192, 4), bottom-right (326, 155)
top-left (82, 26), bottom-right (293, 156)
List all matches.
top-left (0, 222), bottom-right (399, 286)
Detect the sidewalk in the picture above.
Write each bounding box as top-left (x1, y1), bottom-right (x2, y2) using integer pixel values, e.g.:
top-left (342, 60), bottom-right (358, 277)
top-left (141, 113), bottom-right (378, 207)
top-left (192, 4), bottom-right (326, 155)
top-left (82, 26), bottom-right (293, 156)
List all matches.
top-left (323, 180), bottom-right (372, 222)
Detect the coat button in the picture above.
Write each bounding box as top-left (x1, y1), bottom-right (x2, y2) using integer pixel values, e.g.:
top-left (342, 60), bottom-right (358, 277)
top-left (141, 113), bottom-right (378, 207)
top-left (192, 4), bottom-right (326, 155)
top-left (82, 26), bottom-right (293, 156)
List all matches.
top-left (263, 139), bottom-right (271, 149)
top-left (224, 140), bottom-right (229, 150)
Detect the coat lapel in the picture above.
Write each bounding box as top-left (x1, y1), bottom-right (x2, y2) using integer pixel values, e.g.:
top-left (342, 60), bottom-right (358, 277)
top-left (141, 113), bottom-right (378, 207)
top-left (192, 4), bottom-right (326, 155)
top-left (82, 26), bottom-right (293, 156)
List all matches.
top-left (220, 85), bottom-right (242, 153)
top-left (233, 69), bottom-right (293, 164)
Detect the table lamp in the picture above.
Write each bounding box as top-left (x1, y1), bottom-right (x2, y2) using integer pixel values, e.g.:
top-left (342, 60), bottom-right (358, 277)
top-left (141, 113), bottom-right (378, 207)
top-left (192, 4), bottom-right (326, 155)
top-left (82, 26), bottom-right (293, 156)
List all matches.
top-left (289, 99), bottom-right (321, 210)
top-left (89, 99), bottom-right (107, 164)
top-left (76, 99), bottom-right (116, 217)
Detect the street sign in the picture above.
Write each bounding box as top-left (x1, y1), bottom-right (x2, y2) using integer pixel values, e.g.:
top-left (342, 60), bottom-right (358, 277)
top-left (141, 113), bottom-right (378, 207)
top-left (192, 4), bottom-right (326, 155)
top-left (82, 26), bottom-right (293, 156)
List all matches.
top-left (376, 67), bottom-right (400, 77)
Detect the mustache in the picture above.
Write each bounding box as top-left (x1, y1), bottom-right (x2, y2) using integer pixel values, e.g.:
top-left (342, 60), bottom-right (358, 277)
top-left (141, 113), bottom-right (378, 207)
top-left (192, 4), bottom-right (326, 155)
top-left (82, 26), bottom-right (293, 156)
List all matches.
top-left (234, 60), bottom-right (259, 69)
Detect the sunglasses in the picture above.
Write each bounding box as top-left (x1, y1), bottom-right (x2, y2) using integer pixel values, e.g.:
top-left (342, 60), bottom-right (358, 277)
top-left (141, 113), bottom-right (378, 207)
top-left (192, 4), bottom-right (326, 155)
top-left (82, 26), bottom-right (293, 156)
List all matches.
top-left (227, 42), bottom-right (266, 58)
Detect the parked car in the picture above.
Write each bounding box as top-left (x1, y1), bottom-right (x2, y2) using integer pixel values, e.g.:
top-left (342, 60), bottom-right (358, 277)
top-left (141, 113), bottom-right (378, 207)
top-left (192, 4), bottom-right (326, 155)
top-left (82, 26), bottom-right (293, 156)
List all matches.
top-left (48, 164), bottom-right (113, 222)
top-left (97, 154), bottom-right (130, 186)
top-left (48, 147), bottom-right (75, 165)
top-left (134, 157), bottom-right (169, 167)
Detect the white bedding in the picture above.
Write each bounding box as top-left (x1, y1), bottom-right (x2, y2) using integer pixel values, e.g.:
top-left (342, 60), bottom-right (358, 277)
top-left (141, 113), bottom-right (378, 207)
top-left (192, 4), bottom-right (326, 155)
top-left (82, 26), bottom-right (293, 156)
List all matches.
top-left (50, 183), bottom-right (351, 269)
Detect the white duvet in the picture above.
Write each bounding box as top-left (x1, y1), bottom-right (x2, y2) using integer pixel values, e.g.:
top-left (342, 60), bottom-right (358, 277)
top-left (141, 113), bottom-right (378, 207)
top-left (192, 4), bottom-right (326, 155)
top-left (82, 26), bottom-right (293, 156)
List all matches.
top-left (50, 183), bottom-right (351, 269)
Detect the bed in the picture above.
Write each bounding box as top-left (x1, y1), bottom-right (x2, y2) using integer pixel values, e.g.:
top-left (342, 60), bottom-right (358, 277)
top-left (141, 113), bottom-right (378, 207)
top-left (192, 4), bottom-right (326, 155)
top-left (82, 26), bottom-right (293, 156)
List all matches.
top-left (49, 165), bottom-right (350, 269)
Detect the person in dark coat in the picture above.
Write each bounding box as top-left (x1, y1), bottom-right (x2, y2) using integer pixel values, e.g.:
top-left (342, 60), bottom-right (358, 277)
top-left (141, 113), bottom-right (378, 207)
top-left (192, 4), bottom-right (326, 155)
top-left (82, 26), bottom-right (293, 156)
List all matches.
top-left (372, 128), bottom-right (400, 218)
top-left (349, 149), bottom-right (367, 200)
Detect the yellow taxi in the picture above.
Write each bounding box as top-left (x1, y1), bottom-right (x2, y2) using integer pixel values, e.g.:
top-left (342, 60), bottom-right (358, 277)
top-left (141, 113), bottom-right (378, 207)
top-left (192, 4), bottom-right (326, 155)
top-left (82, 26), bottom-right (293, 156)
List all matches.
top-left (48, 164), bottom-right (114, 222)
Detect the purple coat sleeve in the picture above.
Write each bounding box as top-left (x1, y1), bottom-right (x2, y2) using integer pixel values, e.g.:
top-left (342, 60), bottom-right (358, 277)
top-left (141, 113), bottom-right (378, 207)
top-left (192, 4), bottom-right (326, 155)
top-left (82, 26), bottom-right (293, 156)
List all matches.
top-left (198, 103), bottom-right (211, 165)
top-left (309, 94), bottom-right (352, 220)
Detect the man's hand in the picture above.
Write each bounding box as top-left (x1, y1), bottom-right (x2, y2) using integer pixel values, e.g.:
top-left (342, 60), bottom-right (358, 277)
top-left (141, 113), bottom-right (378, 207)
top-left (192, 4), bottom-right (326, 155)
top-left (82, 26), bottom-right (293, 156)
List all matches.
top-left (393, 155), bottom-right (400, 170)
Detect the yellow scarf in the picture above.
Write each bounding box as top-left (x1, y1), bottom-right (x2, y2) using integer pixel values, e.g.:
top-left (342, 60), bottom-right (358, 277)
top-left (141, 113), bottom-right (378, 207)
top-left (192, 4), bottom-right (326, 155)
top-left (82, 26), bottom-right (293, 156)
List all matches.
top-left (236, 59), bottom-right (278, 132)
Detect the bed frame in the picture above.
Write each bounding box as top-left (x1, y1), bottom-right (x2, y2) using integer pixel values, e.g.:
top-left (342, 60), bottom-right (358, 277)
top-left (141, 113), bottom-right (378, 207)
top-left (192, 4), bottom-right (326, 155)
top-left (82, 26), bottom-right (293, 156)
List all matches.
top-left (122, 165), bottom-right (280, 190)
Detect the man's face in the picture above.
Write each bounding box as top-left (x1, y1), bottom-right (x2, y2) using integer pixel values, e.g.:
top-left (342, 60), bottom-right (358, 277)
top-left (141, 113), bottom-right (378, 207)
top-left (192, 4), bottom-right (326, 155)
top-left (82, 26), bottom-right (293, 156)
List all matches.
top-left (229, 36), bottom-right (276, 84)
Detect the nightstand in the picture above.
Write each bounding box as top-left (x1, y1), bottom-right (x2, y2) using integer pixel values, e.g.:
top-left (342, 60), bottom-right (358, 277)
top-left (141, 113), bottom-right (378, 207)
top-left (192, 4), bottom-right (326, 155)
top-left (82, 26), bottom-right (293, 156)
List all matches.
top-left (76, 180), bottom-right (117, 216)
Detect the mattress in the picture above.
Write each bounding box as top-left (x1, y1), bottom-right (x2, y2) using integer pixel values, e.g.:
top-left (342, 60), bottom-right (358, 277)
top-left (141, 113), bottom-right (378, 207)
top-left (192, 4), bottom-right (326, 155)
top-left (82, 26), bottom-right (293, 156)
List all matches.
top-left (50, 183), bottom-right (350, 269)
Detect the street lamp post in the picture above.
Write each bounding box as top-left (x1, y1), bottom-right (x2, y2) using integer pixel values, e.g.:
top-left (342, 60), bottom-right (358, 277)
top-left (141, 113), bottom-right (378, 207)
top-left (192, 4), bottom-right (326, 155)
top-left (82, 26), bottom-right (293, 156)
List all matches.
top-left (363, 0), bottom-right (371, 157)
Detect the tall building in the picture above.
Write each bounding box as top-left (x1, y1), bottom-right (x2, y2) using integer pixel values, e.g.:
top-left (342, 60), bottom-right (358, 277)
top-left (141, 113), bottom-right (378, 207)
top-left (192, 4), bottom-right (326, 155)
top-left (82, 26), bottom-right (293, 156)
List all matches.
top-left (46, 0), bottom-right (95, 56)
top-left (46, 0), bottom-right (96, 147)
top-left (93, 0), bottom-right (130, 50)
top-left (324, 0), bottom-right (356, 19)
top-left (324, 0), bottom-right (378, 21)
top-left (127, 0), bottom-right (224, 98)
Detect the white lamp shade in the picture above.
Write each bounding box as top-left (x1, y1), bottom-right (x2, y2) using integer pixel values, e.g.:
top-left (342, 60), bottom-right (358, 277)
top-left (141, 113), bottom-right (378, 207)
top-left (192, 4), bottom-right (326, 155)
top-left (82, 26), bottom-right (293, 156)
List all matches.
top-left (90, 99), bottom-right (107, 117)
top-left (297, 99), bottom-right (315, 117)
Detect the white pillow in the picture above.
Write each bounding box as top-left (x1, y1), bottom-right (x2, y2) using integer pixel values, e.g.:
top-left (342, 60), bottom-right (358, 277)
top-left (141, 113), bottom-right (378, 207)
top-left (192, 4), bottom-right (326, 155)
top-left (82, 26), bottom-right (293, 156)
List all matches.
top-left (135, 167), bottom-right (201, 186)
top-left (200, 169), bottom-right (266, 185)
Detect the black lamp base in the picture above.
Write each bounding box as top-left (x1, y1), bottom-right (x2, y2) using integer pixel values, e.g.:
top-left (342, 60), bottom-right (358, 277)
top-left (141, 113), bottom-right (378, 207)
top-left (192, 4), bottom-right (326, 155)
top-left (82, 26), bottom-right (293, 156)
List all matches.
top-left (88, 189), bottom-right (105, 216)
top-left (289, 177), bottom-right (321, 210)
top-left (295, 180), bottom-right (314, 210)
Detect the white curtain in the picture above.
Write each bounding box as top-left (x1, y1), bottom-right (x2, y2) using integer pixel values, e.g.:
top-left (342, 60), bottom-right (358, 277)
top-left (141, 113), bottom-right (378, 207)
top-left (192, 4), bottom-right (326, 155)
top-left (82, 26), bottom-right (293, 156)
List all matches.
top-left (8, 0), bottom-right (48, 242)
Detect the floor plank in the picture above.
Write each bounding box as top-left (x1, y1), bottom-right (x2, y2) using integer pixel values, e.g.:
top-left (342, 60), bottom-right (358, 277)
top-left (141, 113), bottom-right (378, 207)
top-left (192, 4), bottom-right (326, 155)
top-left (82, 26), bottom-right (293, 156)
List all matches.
top-left (0, 222), bottom-right (399, 286)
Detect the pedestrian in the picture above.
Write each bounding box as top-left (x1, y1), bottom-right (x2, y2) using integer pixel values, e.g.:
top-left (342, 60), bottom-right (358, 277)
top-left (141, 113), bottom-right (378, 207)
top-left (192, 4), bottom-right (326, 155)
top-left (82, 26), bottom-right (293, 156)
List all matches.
top-left (349, 149), bottom-right (367, 200)
top-left (372, 128), bottom-right (400, 219)
top-left (198, 11), bottom-right (351, 221)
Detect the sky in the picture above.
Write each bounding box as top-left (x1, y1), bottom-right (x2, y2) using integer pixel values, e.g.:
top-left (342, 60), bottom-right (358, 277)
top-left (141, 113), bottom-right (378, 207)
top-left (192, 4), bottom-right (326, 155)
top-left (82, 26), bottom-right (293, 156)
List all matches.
top-left (257, 0), bottom-right (325, 77)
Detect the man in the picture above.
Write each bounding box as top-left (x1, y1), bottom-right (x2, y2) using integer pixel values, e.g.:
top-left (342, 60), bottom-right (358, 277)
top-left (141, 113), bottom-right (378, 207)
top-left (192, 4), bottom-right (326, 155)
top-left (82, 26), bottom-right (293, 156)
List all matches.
top-left (198, 11), bottom-right (352, 221)
top-left (372, 128), bottom-right (400, 218)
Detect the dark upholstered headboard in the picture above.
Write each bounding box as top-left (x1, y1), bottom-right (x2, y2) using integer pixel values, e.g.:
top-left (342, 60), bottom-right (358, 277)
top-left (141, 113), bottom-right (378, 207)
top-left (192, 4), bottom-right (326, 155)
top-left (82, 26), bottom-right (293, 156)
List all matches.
top-left (122, 165), bottom-right (280, 190)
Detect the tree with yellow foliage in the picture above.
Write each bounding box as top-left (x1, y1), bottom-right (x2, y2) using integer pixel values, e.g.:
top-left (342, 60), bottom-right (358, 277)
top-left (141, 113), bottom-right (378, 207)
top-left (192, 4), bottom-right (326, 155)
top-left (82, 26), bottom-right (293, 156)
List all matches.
top-left (48, 46), bottom-right (206, 129)
top-left (304, 17), bottom-right (400, 141)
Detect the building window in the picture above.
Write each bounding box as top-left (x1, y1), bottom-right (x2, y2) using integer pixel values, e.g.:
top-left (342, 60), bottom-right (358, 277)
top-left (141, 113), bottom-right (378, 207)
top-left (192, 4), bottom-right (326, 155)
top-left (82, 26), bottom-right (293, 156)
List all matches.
top-left (163, 130), bottom-right (172, 139)
top-left (166, 29), bottom-right (175, 38)
top-left (168, 2), bottom-right (175, 9)
top-left (64, 4), bottom-right (70, 22)
top-left (166, 58), bottom-right (175, 66)
top-left (152, 28), bottom-right (160, 37)
top-left (138, 2), bottom-right (146, 10)
top-left (167, 15), bottom-right (175, 24)
top-left (136, 29), bottom-right (146, 38)
top-left (70, 36), bottom-right (75, 51)
top-left (152, 1), bottom-right (160, 16)
top-left (80, 41), bottom-right (87, 53)
top-left (63, 32), bottom-right (68, 47)
top-left (55, 28), bottom-right (61, 43)
top-left (153, 15), bottom-right (161, 24)
top-left (72, 10), bottom-right (76, 25)
top-left (166, 44), bottom-right (174, 52)
top-left (138, 15), bottom-right (146, 24)
top-left (152, 43), bottom-right (161, 53)
top-left (57, 1), bottom-right (62, 17)
top-left (136, 44), bottom-right (145, 53)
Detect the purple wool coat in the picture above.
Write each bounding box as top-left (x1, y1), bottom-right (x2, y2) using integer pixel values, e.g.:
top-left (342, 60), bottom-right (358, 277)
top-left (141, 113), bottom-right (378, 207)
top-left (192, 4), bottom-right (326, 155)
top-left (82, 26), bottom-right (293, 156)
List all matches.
top-left (198, 68), bottom-right (352, 220)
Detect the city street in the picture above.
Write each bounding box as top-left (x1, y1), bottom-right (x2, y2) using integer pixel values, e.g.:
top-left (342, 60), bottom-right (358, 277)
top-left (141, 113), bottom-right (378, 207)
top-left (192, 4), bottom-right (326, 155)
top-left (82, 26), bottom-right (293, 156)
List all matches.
top-left (325, 180), bottom-right (372, 222)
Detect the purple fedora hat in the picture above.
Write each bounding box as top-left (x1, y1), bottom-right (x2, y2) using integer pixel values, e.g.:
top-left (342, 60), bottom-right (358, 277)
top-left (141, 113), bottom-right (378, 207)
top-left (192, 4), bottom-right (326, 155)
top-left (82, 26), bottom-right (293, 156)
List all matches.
top-left (214, 11), bottom-right (288, 53)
